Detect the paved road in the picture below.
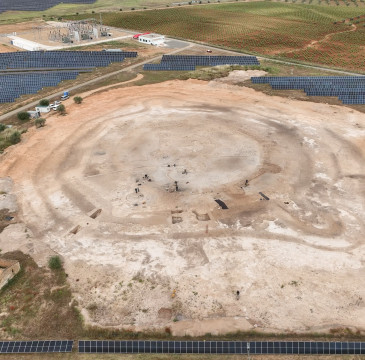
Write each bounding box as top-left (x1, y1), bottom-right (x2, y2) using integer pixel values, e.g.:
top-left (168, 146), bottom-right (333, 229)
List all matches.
top-left (0, 42), bottom-right (193, 122)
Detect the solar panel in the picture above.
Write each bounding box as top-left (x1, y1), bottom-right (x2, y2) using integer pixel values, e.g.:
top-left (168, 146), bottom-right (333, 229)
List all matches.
top-left (251, 76), bottom-right (365, 105)
top-left (0, 51), bottom-right (136, 71)
top-left (78, 341), bottom-right (365, 354)
top-left (0, 340), bottom-right (73, 353)
top-left (144, 55), bottom-right (260, 72)
top-left (0, 71), bottom-right (81, 103)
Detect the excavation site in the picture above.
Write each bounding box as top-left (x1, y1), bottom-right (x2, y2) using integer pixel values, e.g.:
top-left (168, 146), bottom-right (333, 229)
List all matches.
top-left (0, 76), bottom-right (364, 336)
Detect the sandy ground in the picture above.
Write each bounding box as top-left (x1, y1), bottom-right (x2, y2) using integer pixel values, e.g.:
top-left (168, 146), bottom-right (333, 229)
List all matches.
top-left (0, 20), bottom-right (45, 34)
top-left (0, 72), bottom-right (364, 335)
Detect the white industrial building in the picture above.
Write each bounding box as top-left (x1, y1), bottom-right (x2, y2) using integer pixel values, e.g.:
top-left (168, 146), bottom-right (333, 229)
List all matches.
top-left (138, 33), bottom-right (165, 46)
top-left (35, 106), bottom-right (51, 113)
top-left (8, 36), bottom-right (53, 51)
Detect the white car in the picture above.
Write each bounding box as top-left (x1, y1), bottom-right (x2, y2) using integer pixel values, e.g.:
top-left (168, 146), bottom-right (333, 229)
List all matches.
top-left (50, 103), bottom-right (60, 111)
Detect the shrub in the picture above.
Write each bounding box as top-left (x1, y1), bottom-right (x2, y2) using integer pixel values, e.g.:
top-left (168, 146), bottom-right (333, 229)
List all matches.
top-left (57, 104), bottom-right (66, 115)
top-left (39, 98), bottom-right (49, 106)
top-left (131, 7), bottom-right (135, 10)
top-left (0, 124), bottom-right (6, 132)
top-left (9, 131), bottom-right (21, 145)
top-left (17, 111), bottom-right (30, 122)
top-left (48, 256), bottom-right (62, 270)
top-left (92, 11), bottom-right (95, 13)
top-left (35, 118), bottom-right (46, 128)
top-left (73, 96), bottom-right (83, 104)
top-left (58, 17), bottom-right (62, 21)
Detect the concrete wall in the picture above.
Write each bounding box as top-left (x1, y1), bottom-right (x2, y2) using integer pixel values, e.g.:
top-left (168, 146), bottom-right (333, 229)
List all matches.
top-left (0, 259), bottom-right (20, 289)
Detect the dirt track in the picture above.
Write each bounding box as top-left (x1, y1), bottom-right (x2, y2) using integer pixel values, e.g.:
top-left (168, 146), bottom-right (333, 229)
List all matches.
top-left (0, 74), bottom-right (364, 335)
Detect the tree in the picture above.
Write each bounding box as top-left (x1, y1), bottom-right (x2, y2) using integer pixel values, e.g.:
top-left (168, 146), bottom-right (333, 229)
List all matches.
top-left (48, 256), bottom-right (62, 270)
top-left (73, 96), bottom-right (83, 104)
top-left (35, 118), bottom-right (46, 128)
top-left (39, 99), bottom-right (50, 106)
top-left (57, 104), bottom-right (66, 115)
top-left (17, 111), bottom-right (30, 122)
top-left (9, 131), bottom-right (21, 145)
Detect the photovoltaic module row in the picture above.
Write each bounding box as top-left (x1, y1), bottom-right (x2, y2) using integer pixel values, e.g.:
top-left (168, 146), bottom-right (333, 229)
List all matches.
top-left (251, 76), bottom-right (365, 105)
top-left (0, 71), bottom-right (79, 103)
top-left (78, 340), bottom-right (365, 355)
top-left (0, 340), bottom-right (73, 353)
top-left (0, 0), bottom-right (96, 13)
top-left (144, 55), bottom-right (260, 71)
top-left (0, 51), bottom-right (137, 70)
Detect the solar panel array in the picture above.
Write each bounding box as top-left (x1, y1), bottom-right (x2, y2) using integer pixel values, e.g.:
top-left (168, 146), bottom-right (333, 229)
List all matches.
top-left (0, 51), bottom-right (137, 70)
top-left (0, 340), bottom-right (73, 353)
top-left (144, 55), bottom-right (259, 71)
top-left (0, 71), bottom-right (79, 103)
top-left (0, 0), bottom-right (96, 13)
top-left (78, 340), bottom-right (365, 355)
top-left (0, 50), bottom-right (138, 103)
top-left (143, 64), bottom-right (196, 71)
top-left (251, 76), bottom-right (365, 105)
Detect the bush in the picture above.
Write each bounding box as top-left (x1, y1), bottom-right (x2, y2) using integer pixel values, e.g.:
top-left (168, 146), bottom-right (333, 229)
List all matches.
top-left (35, 118), bottom-right (46, 128)
top-left (9, 131), bottom-right (21, 145)
top-left (48, 256), bottom-right (62, 270)
top-left (131, 7), bottom-right (135, 10)
top-left (17, 111), bottom-right (30, 122)
top-left (39, 98), bottom-right (49, 106)
top-left (0, 124), bottom-right (6, 132)
top-left (73, 96), bottom-right (83, 104)
top-left (57, 104), bottom-right (66, 115)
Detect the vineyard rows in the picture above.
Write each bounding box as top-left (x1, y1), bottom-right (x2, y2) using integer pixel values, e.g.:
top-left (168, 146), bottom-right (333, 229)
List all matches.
top-left (69, 2), bottom-right (365, 72)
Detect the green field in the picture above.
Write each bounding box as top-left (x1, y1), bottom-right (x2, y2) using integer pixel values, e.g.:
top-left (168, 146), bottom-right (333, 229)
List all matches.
top-left (67, 2), bottom-right (365, 72)
top-left (0, 0), bottom-right (171, 23)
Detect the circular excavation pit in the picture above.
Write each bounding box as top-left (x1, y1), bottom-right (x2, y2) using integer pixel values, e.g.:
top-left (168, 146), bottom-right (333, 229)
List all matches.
top-left (0, 78), bottom-right (364, 335)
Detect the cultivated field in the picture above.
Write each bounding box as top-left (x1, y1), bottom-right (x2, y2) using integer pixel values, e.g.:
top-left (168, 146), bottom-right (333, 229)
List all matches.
top-left (68, 2), bottom-right (365, 72)
top-left (0, 72), bottom-right (364, 335)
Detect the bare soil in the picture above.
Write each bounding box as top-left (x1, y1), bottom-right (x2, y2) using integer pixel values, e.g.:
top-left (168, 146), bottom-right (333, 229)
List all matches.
top-left (0, 20), bottom-right (45, 34)
top-left (0, 74), bottom-right (364, 336)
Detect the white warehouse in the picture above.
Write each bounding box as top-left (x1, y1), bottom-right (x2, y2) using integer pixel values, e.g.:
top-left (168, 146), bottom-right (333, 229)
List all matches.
top-left (138, 33), bottom-right (165, 46)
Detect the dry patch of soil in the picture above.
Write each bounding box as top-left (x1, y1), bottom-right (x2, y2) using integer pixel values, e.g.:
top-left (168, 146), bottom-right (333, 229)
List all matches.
top-left (0, 76), bottom-right (364, 335)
